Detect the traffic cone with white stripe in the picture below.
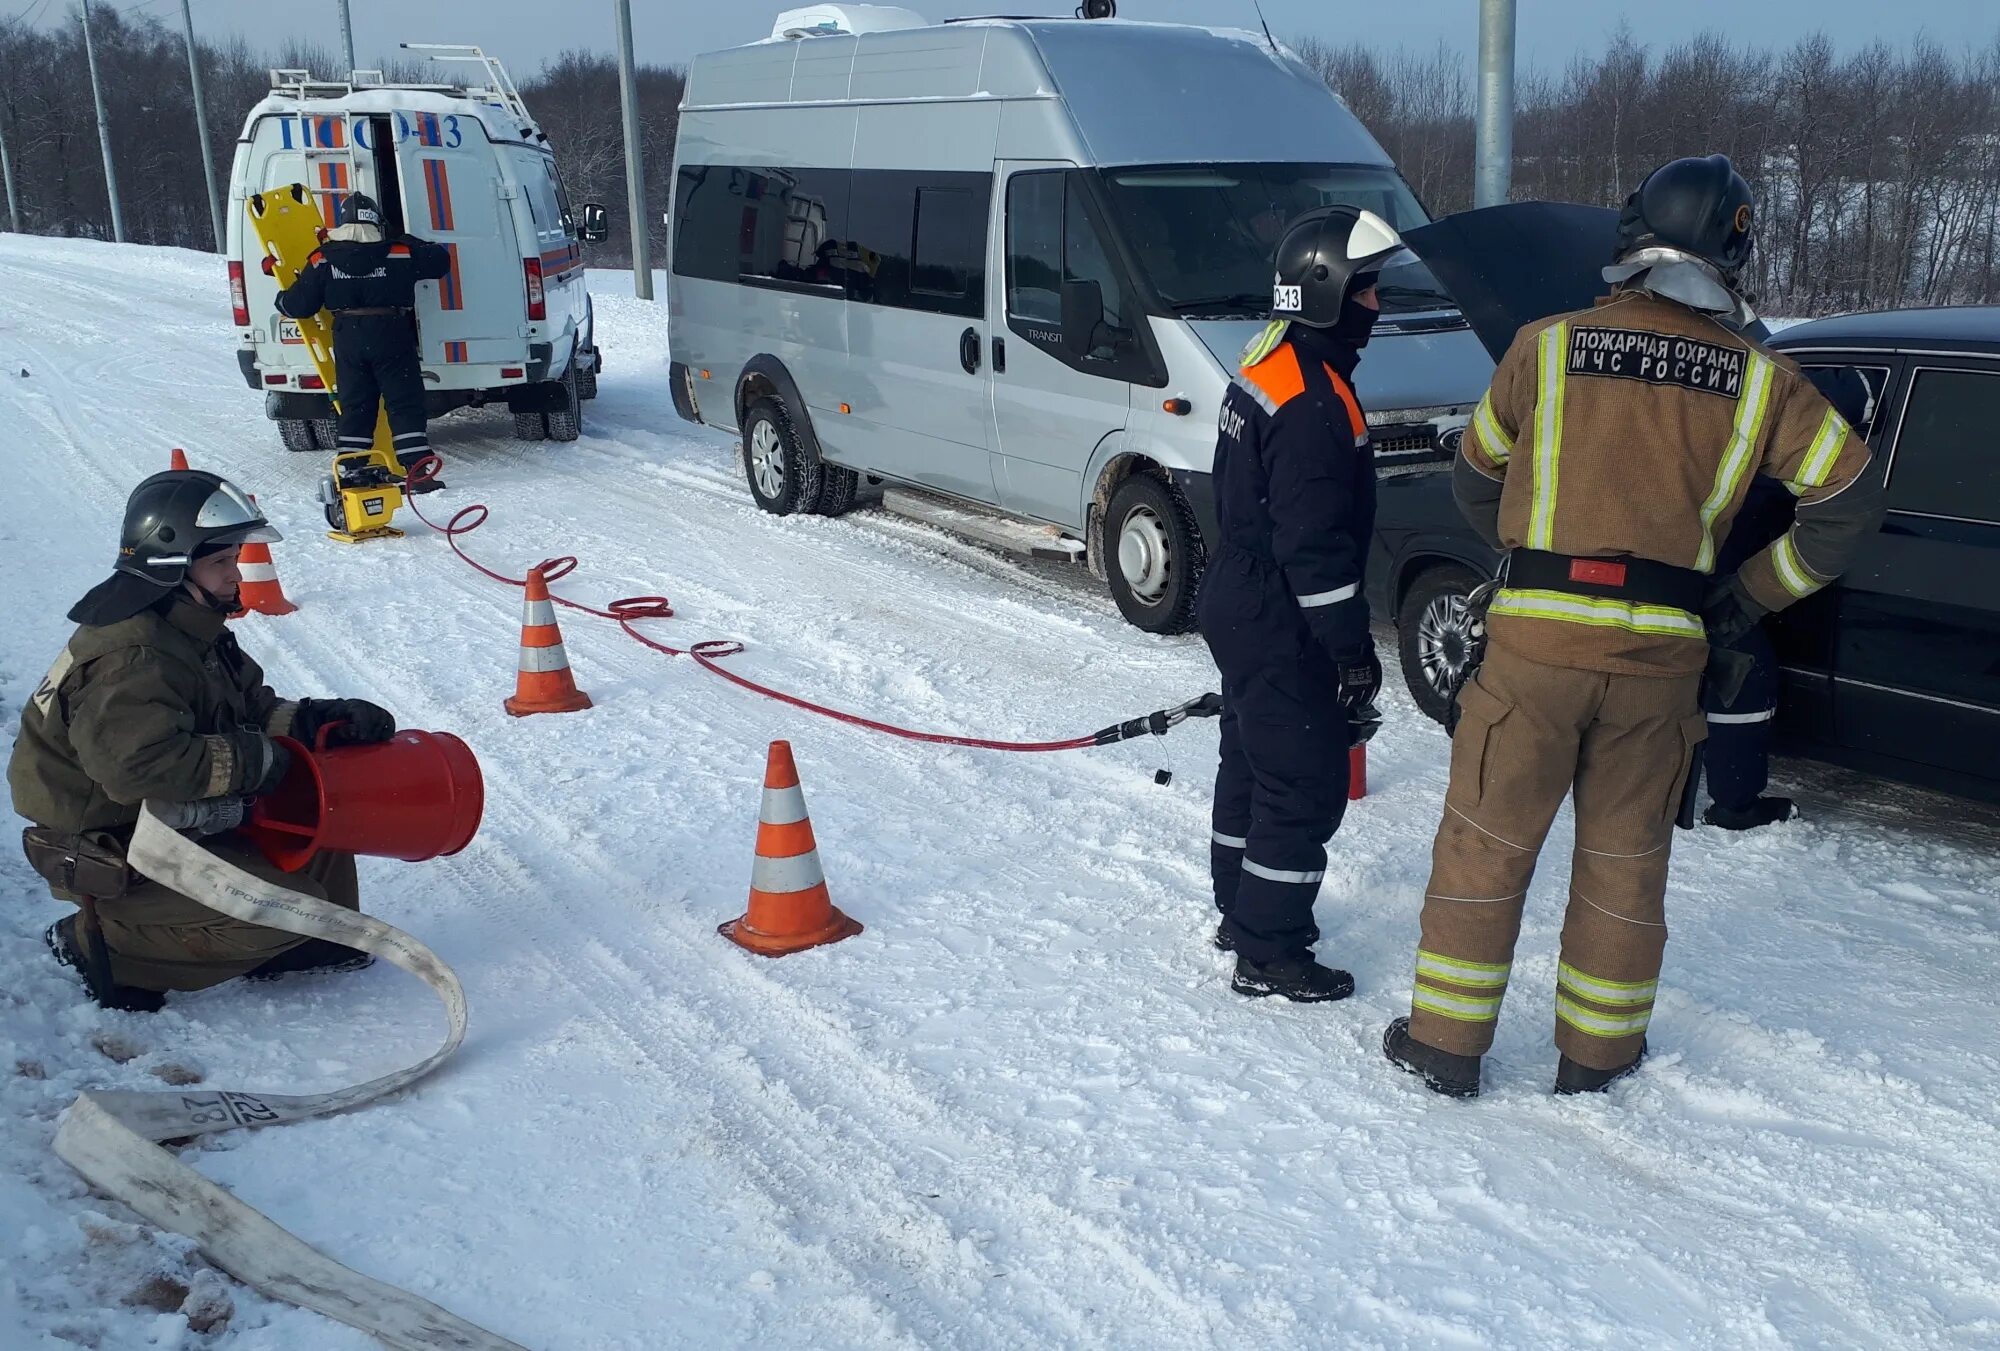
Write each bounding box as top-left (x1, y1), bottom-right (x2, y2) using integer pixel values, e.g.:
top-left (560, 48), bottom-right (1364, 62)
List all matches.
top-left (719, 741), bottom-right (862, 957)
top-left (170, 447), bottom-right (190, 471)
top-left (232, 495), bottom-right (298, 617)
top-left (503, 565), bottom-right (592, 716)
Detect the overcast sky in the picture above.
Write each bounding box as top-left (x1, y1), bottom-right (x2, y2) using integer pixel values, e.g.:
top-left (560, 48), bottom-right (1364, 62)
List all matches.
top-left (63, 0), bottom-right (2000, 79)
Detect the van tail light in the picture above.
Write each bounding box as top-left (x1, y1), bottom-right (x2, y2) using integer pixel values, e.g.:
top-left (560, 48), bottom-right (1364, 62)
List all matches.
top-left (229, 261), bottom-right (250, 327)
top-left (523, 257), bottom-right (546, 321)
top-left (299, 374), bottom-right (325, 390)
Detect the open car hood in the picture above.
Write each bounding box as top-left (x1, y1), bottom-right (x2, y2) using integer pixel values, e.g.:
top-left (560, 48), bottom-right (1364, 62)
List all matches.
top-left (1404, 202), bottom-right (1770, 360)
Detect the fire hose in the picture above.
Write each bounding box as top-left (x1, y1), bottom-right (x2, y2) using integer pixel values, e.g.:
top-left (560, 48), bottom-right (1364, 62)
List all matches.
top-left (52, 806), bottom-right (523, 1350)
top-left (399, 455), bottom-right (1223, 752)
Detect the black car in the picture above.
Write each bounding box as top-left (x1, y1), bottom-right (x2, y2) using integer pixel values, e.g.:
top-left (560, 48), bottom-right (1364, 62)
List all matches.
top-left (1368, 305), bottom-right (2000, 804)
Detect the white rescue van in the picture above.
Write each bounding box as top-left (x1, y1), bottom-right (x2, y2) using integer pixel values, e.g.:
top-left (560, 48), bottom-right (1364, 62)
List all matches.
top-left (227, 46), bottom-right (609, 449)
top-left (667, 7), bottom-right (1492, 634)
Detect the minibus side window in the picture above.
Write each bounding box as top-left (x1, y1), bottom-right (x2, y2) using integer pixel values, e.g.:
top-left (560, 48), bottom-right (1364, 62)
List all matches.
top-left (1005, 169), bottom-right (1156, 384)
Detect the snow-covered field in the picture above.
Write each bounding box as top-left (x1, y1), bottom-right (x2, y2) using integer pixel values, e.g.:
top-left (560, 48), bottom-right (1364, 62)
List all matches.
top-left (3, 236), bottom-right (1997, 1350)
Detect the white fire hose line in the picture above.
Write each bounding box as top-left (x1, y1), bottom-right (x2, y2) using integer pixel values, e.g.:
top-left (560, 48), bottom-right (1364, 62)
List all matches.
top-left (51, 805), bottom-right (527, 1351)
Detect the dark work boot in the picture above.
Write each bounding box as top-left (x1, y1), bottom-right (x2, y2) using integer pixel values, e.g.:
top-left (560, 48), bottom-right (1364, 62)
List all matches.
top-left (1383, 1017), bottom-right (1481, 1098)
top-left (245, 938), bottom-right (374, 981)
top-left (1555, 1042), bottom-right (1648, 1096)
top-left (1703, 796), bottom-right (1797, 831)
top-left (1212, 924), bottom-right (1236, 952)
top-left (45, 916), bottom-right (166, 1013)
top-left (1231, 953), bottom-right (1354, 1003)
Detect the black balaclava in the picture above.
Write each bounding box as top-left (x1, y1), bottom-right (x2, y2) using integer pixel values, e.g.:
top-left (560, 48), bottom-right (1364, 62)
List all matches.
top-left (1329, 273), bottom-right (1382, 349)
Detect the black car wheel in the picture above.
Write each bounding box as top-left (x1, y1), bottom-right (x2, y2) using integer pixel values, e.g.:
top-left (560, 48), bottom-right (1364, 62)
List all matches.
top-left (278, 418), bottom-right (316, 453)
top-left (741, 396), bottom-right (825, 516)
top-left (1397, 564), bottom-right (1484, 725)
top-left (1104, 474), bottom-right (1204, 635)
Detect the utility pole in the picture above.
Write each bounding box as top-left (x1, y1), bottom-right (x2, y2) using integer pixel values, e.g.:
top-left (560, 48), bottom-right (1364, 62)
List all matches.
top-left (1473, 0), bottom-right (1516, 209)
top-left (615, 0), bottom-right (654, 300)
top-left (0, 121), bottom-right (20, 234)
top-left (80, 0), bottom-right (125, 243)
top-left (336, 0), bottom-right (357, 77)
top-left (182, 0), bottom-right (225, 251)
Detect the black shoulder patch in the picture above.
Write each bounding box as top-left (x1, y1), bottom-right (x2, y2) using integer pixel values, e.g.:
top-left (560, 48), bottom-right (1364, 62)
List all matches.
top-left (1567, 325), bottom-right (1746, 399)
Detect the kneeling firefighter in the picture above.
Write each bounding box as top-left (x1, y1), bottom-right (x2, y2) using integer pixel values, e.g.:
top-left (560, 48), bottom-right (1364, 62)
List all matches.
top-left (9, 470), bottom-right (399, 1011)
top-left (275, 191), bottom-right (450, 490)
top-left (1201, 205), bottom-right (1410, 1003)
top-left (1384, 155), bottom-right (1886, 1098)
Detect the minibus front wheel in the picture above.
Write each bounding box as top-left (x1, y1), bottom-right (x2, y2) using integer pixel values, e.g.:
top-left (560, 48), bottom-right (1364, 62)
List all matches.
top-left (1103, 474), bottom-right (1203, 635)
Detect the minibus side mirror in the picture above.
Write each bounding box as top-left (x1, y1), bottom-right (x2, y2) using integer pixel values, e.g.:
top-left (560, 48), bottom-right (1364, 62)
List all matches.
top-left (1062, 278), bottom-right (1107, 356)
top-left (579, 202), bottom-right (610, 243)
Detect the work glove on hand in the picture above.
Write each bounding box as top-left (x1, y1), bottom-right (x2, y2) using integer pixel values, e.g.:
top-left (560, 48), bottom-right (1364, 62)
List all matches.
top-left (154, 796), bottom-right (247, 836)
top-left (296, 698), bottom-right (397, 746)
top-left (1336, 645), bottom-right (1384, 739)
top-left (1702, 577), bottom-right (1769, 649)
top-left (248, 736), bottom-right (293, 798)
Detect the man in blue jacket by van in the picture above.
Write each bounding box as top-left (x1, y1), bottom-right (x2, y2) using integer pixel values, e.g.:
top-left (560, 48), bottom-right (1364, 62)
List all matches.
top-left (1200, 206), bottom-right (1413, 1003)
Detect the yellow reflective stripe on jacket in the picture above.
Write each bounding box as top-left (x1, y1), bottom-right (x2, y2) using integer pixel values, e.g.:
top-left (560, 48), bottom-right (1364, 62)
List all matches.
top-left (1771, 533), bottom-right (1826, 598)
top-left (1414, 987), bottom-right (1506, 1023)
top-left (1417, 949), bottom-right (1512, 990)
top-left (1528, 323), bottom-right (1569, 549)
top-left (1557, 962), bottom-right (1657, 1009)
top-left (1695, 352), bottom-right (1775, 573)
top-left (1471, 391), bottom-right (1513, 465)
top-left (1790, 407), bottom-right (1850, 495)
top-left (1491, 587), bottom-right (1706, 639)
top-left (1556, 993), bottom-right (1653, 1039)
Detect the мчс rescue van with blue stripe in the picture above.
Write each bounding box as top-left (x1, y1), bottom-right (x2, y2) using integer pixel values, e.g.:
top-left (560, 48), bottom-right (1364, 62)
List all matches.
top-left (226, 46), bottom-right (609, 450)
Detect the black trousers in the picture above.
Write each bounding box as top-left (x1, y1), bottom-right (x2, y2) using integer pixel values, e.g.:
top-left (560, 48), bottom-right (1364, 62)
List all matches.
top-left (1703, 621), bottom-right (1780, 811)
top-left (1198, 551), bottom-right (1352, 965)
top-left (332, 312), bottom-right (430, 466)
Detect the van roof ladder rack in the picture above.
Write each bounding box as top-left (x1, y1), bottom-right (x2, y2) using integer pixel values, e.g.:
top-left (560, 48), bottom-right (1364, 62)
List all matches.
top-left (399, 43), bottom-right (538, 134)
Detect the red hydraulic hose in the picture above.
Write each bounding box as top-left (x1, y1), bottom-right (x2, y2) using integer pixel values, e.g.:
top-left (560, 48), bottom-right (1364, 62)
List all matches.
top-left (397, 456), bottom-right (1209, 752)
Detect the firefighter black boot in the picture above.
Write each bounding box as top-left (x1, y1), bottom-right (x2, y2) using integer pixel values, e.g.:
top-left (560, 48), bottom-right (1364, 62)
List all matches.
top-left (1212, 922), bottom-right (1236, 952)
top-left (1555, 1043), bottom-right (1648, 1096)
top-left (1702, 796), bottom-right (1797, 831)
top-left (1231, 953), bottom-right (1354, 1002)
top-left (245, 938), bottom-right (374, 981)
top-left (45, 916), bottom-right (166, 1013)
top-left (1383, 1017), bottom-right (1481, 1098)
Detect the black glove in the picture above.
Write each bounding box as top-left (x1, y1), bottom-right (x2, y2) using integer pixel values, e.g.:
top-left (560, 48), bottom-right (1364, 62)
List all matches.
top-left (1336, 646), bottom-right (1383, 725)
top-left (296, 698), bottom-right (397, 746)
top-left (1702, 577), bottom-right (1768, 648)
top-left (155, 796), bottom-right (247, 836)
top-left (249, 737), bottom-right (293, 797)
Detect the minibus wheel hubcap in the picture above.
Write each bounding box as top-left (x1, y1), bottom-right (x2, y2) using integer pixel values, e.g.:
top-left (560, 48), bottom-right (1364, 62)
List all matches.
top-left (1119, 507), bottom-right (1171, 605)
top-left (751, 421), bottom-right (786, 498)
top-left (1418, 591), bottom-right (1471, 695)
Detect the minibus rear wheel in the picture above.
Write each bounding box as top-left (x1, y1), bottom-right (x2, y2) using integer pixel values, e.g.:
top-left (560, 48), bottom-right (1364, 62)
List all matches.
top-left (742, 396), bottom-right (825, 516)
top-left (1103, 474), bottom-right (1203, 635)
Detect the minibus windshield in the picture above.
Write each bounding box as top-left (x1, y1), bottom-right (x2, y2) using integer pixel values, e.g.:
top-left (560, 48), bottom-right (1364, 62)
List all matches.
top-left (1099, 164), bottom-right (1456, 318)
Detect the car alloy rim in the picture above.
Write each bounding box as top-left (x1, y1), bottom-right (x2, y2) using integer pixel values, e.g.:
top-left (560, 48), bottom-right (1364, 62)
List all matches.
top-left (1417, 591), bottom-right (1472, 696)
top-left (1118, 505), bottom-right (1172, 605)
top-left (750, 420), bottom-right (786, 499)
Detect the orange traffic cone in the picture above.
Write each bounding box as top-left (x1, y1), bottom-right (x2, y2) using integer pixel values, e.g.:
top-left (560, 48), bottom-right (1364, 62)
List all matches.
top-left (170, 447), bottom-right (189, 471)
top-left (233, 495), bottom-right (298, 617)
top-left (719, 741), bottom-right (861, 957)
top-left (503, 566), bottom-right (592, 716)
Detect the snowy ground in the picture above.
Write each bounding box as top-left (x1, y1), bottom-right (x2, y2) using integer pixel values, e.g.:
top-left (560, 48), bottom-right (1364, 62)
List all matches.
top-left (2, 237), bottom-right (1997, 1350)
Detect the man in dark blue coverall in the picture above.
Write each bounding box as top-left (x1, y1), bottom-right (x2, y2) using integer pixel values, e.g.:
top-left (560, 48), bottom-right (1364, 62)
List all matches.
top-left (1202, 206), bottom-right (1414, 1003)
top-left (1702, 365), bottom-right (1875, 828)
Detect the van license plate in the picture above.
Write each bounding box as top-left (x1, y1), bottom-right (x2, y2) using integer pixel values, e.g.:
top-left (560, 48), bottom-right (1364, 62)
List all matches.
top-left (278, 319), bottom-right (303, 345)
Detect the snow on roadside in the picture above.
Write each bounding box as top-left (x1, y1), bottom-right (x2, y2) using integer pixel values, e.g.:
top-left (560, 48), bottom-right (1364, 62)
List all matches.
top-left (1, 237), bottom-right (1997, 1349)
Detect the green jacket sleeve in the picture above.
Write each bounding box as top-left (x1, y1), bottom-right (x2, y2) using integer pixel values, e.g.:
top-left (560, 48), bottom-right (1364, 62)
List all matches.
top-left (66, 649), bottom-right (271, 804)
top-left (228, 639), bottom-right (299, 739)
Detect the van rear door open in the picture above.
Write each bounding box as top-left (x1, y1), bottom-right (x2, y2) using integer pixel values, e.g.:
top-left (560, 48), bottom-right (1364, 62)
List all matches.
top-left (391, 112), bottom-right (519, 374)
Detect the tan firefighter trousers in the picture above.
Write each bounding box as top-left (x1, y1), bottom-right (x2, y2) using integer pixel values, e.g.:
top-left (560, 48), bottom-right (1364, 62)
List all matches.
top-left (1408, 644), bottom-right (1706, 1070)
top-left (64, 834), bottom-right (361, 993)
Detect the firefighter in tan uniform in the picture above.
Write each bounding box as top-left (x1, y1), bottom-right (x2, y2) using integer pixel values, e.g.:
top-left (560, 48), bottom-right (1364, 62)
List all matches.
top-left (1383, 156), bottom-right (1887, 1098)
